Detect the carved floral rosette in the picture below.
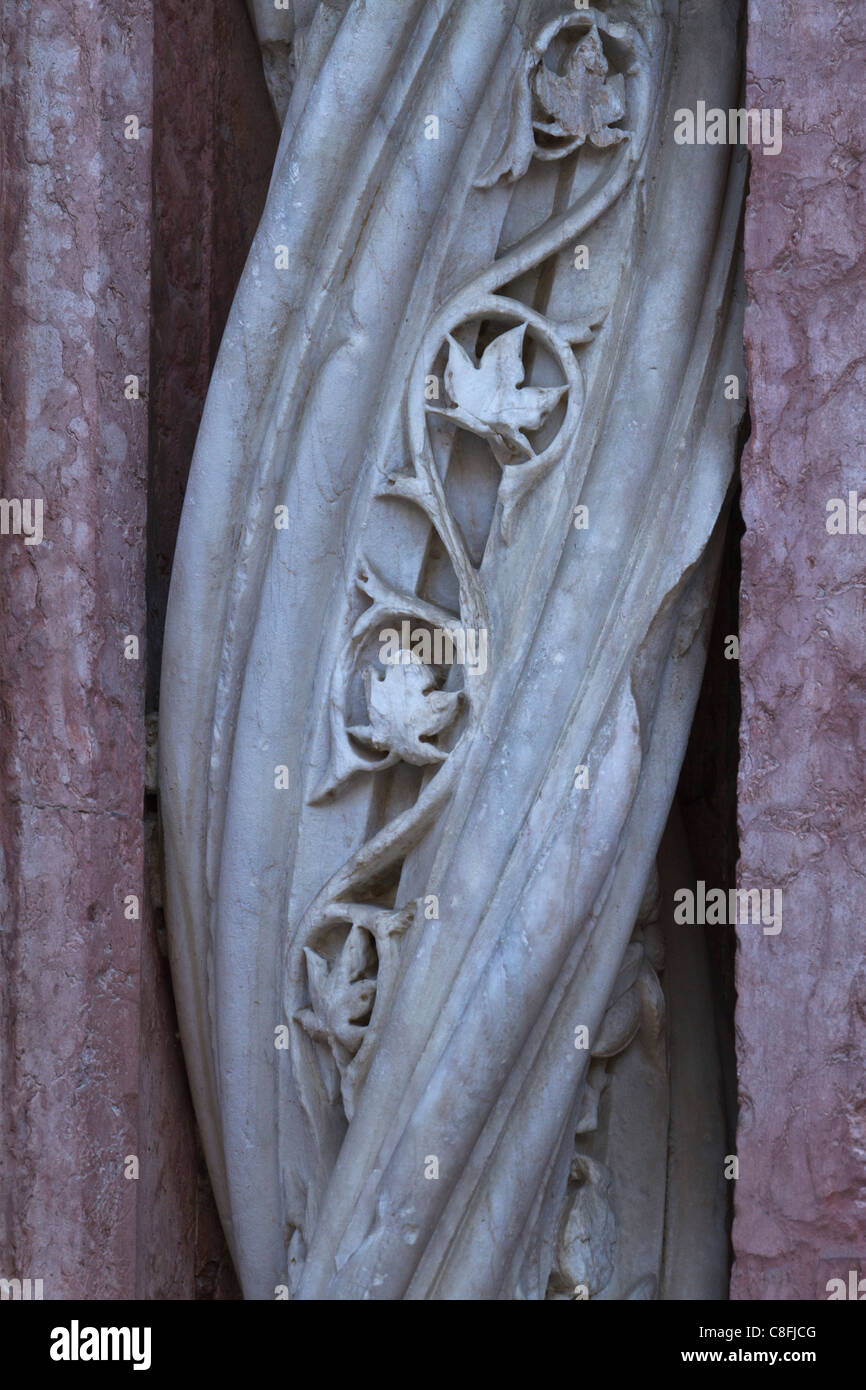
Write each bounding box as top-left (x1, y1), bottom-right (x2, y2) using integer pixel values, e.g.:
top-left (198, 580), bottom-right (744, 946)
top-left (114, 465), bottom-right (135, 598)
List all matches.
top-left (161, 0), bottom-right (745, 1300)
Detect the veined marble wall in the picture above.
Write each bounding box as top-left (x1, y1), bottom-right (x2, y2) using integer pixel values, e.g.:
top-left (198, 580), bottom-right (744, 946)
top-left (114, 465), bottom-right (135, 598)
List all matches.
top-left (733, 0), bottom-right (866, 1302)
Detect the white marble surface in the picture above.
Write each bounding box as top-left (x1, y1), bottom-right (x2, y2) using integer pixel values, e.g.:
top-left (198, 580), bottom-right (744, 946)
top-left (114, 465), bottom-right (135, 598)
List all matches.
top-left (161, 0), bottom-right (745, 1299)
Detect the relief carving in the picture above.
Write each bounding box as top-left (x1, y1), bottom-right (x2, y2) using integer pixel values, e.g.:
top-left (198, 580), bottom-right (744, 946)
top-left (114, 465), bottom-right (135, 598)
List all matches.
top-left (161, 0), bottom-right (745, 1300)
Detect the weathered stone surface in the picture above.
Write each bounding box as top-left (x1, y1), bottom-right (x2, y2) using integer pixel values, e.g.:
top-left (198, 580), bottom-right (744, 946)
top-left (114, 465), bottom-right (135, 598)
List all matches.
top-left (161, 0), bottom-right (745, 1300)
top-left (0, 0), bottom-right (152, 1298)
top-left (733, 0), bottom-right (866, 1300)
top-left (0, 0), bottom-right (270, 1303)
top-left (140, 0), bottom-right (277, 1299)
top-left (5, 0), bottom-right (859, 1305)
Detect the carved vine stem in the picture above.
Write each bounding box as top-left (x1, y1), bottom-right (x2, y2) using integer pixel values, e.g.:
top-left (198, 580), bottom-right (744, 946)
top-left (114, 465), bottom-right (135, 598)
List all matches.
top-left (288, 8), bottom-right (655, 1124)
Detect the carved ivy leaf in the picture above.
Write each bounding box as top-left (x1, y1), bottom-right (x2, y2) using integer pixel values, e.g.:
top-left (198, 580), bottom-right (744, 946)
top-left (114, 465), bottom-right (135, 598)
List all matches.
top-left (476, 24), bottom-right (628, 187)
top-left (591, 943), bottom-right (644, 1059)
top-left (551, 1156), bottom-right (616, 1298)
top-left (349, 657), bottom-right (461, 766)
top-left (591, 942), bottom-right (665, 1059)
top-left (533, 25), bottom-right (627, 148)
top-left (434, 325), bottom-right (566, 464)
top-left (297, 927), bottom-right (377, 1059)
